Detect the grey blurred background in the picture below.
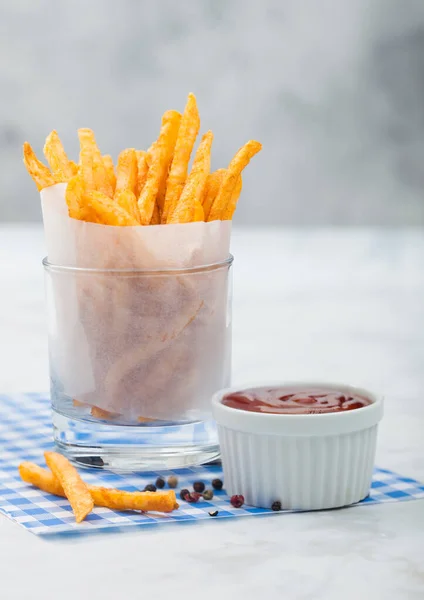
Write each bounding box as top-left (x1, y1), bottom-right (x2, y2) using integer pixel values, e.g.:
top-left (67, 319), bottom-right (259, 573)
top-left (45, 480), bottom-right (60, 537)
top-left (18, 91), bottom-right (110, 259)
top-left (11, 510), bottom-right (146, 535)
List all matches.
top-left (2, 0), bottom-right (424, 225)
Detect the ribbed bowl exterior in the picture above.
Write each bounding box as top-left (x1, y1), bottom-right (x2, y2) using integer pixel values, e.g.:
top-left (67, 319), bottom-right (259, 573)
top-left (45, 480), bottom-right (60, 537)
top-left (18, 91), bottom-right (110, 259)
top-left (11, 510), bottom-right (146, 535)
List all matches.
top-left (218, 424), bottom-right (378, 510)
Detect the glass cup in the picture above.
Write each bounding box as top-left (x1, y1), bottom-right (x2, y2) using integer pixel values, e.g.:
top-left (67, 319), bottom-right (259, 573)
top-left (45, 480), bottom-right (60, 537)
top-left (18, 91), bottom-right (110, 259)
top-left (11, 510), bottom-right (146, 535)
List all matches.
top-left (43, 255), bottom-right (233, 471)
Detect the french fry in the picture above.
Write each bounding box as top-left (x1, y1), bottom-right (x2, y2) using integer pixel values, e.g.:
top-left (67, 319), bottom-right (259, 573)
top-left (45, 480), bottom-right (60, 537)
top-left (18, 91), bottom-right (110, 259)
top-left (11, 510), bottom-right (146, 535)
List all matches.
top-left (150, 203), bottom-right (161, 224)
top-left (19, 461), bottom-right (64, 497)
top-left (115, 148), bottom-right (138, 197)
top-left (193, 199), bottom-right (205, 222)
top-left (78, 128), bottom-right (95, 192)
top-left (19, 462), bottom-right (179, 513)
top-left (90, 406), bottom-right (120, 420)
top-left (135, 150), bottom-right (149, 197)
top-left (44, 451), bottom-right (93, 523)
top-left (202, 168), bottom-right (225, 221)
top-left (93, 154), bottom-right (114, 197)
top-left (69, 160), bottom-right (79, 176)
top-left (115, 189), bottom-right (141, 223)
top-left (208, 140), bottom-right (262, 222)
top-left (162, 93), bottom-right (200, 223)
top-left (73, 398), bottom-right (85, 407)
top-left (84, 191), bottom-right (139, 226)
top-left (23, 142), bottom-right (57, 191)
top-left (102, 154), bottom-right (116, 193)
top-left (168, 130), bottom-right (212, 224)
top-left (74, 400), bottom-right (119, 418)
top-left (146, 143), bottom-right (155, 168)
top-left (78, 128), bottom-right (113, 197)
top-left (146, 120), bottom-right (177, 207)
top-left (43, 130), bottom-right (76, 183)
top-left (137, 110), bottom-right (182, 225)
top-left (157, 110), bottom-right (181, 211)
top-left (222, 174), bottom-right (243, 220)
top-left (90, 487), bottom-right (178, 513)
top-left (65, 174), bottom-right (85, 220)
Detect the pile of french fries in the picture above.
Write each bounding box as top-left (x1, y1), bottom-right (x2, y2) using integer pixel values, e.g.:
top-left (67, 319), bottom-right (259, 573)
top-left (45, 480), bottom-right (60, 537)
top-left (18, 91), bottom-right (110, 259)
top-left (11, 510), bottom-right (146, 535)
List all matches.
top-left (23, 93), bottom-right (262, 225)
top-left (19, 452), bottom-right (178, 523)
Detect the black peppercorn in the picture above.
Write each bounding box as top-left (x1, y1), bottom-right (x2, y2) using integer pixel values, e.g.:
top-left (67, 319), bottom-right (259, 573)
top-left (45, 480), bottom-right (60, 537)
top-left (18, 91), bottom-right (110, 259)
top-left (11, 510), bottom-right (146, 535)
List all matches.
top-left (209, 510), bottom-right (219, 517)
top-left (271, 501), bottom-right (282, 511)
top-left (212, 478), bottom-right (223, 490)
top-left (155, 476), bottom-right (165, 489)
top-left (193, 481), bottom-right (205, 493)
top-left (179, 488), bottom-right (190, 500)
top-left (167, 475), bottom-right (178, 488)
top-left (144, 484), bottom-right (156, 492)
top-left (202, 489), bottom-right (214, 501)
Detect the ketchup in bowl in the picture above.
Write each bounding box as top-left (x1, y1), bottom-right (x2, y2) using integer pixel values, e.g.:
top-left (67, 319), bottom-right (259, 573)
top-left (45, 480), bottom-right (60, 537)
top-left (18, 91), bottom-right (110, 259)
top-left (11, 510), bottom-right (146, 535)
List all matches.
top-left (222, 386), bottom-right (372, 415)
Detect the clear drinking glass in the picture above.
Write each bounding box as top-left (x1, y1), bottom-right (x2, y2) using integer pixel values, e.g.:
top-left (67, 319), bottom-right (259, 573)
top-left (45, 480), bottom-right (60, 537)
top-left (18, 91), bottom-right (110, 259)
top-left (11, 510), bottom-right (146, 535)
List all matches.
top-left (43, 256), bottom-right (233, 471)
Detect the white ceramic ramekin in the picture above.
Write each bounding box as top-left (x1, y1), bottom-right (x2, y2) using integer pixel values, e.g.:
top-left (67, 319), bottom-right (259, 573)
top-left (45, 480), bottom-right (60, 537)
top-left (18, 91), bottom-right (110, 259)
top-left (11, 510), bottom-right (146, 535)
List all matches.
top-left (212, 382), bottom-right (384, 510)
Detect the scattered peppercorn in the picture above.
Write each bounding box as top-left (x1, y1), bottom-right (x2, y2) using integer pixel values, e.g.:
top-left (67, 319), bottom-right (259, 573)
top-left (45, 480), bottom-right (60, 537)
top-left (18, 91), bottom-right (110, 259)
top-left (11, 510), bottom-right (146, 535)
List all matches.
top-left (193, 481), bottom-right (205, 493)
top-left (209, 510), bottom-right (219, 517)
top-left (212, 478), bottom-right (223, 490)
top-left (179, 488), bottom-right (190, 500)
top-left (271, 501), bottom-right (282, 511)
top-left (230, 494), bottom-right (244, 508)
top-left (202, 489), bottom-right (214, 501)
top-left (144, 484), bottom-right (156, 492)
top-left (183, 491), bottom-right (201, 503)
top-left (167, 475), bottom-right (178, 488)
top-left (155, 476), bottom-right (165, 489)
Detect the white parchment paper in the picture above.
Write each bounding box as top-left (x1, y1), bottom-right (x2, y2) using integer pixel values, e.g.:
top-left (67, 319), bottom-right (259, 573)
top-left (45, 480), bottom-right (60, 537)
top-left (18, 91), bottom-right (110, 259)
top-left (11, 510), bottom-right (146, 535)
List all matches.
top-left (42, 184), bottom-right (232, 421)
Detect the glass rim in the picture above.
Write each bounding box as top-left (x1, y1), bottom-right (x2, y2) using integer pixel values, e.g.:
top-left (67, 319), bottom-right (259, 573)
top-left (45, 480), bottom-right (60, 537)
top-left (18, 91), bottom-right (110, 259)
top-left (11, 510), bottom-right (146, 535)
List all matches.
top-left (42, 254), bottom-right (234, 276)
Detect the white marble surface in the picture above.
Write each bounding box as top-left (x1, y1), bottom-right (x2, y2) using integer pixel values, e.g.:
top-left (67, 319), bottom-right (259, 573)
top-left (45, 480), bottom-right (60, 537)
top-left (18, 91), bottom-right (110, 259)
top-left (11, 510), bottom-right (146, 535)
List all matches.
top-left (0, 226), bottom-right (423, 599)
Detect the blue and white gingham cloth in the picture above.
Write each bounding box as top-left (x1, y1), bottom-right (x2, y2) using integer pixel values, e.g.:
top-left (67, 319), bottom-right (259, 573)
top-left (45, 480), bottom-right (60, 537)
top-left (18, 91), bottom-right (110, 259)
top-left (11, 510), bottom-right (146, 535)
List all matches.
top-left (0, 393), bottom-right (423, 536)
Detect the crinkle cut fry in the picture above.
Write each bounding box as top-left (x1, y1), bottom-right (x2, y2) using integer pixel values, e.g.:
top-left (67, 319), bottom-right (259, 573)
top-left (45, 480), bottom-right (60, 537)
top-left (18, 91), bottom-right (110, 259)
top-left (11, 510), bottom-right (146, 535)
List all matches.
top-left (19, 462), bottom-right (178, 512)
top-left (208, 140), bottom-right (262, 221)
top-left (102, 154), bottom-right (117, 192)
top-left (23, 142), bottom-right (57, 191)
top-left (78, 128), bottom-right (114, 197)
top-left (115, 148), bottom-right (138, 197)
top-left (65, 173), bottom-right (85, 220)
top-left (43, 130), bottom-right (76, 182)
top-left (84, 191), bottom-right (139, 226)
top-left (161, 93), bottom-right (200, 223)
top-left (168, 130), bottom-right (213, 224)
top-left (44, 451), bottom-right (94, 523)
top-left (203, 168), bottom-right (225, 221)
top-left (222, 174), bottom-right (243, 220)
top-left (135, 150), bottom-right (149, 197)
top-left (137, 110), bottom-right (181, 225)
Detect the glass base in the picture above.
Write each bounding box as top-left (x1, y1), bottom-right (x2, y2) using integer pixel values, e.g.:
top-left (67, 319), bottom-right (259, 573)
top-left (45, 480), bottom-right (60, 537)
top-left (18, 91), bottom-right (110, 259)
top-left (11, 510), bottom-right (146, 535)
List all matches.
top-left (52, 409), bottom-right (220, 471)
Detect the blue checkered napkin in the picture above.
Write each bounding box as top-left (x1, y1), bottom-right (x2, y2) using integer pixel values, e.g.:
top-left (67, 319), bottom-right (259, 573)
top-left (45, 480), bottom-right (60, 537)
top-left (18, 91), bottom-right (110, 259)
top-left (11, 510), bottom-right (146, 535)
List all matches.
top-left (0, 393), bottom-right (423, 536)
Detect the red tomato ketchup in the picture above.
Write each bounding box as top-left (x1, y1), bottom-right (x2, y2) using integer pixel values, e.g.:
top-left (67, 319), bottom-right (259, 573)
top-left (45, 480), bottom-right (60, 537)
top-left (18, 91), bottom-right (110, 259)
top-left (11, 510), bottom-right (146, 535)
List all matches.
top-left (222, 387), bottom-right (372, 415)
